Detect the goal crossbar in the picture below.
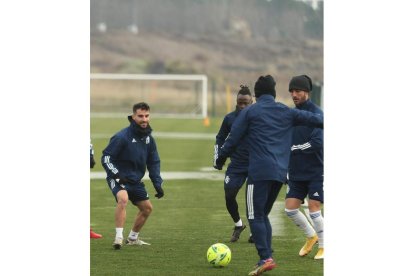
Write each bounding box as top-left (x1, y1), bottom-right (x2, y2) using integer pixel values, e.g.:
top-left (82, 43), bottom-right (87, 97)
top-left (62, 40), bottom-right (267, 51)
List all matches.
top-left (90, 73), bottom-right (208, 118)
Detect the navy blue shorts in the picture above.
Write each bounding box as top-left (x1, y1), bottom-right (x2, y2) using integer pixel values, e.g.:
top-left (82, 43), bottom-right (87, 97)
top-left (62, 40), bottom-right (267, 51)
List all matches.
top-left (224, 171), bottom-right (248, 190)
top-left (106, 178), bottom-right (149, 204)
top-left (285, 180), bottom-right (324, 203)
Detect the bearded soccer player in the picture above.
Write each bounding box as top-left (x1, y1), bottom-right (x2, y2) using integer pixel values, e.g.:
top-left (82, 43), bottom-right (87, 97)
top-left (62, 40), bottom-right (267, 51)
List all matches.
top-left (102, 102), bottom-right (164, 249)
top-left (285, 75), bottom-right (324, 260)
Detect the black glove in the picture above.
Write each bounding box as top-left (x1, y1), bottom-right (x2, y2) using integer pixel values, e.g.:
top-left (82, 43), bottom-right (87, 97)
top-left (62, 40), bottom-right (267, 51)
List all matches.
top-left (154, 185), bottom-right (164, 199)
top-left (90, 155), bottom-right (96, 169)
top-left (213, 155), bottom-right (226, 170)
top-left (113, 174), bottom-right (134, 185)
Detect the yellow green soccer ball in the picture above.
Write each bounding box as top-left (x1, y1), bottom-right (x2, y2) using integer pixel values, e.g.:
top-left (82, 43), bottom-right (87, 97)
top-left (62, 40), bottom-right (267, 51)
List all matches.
top-left (206, 243), bottom-right (231, 267)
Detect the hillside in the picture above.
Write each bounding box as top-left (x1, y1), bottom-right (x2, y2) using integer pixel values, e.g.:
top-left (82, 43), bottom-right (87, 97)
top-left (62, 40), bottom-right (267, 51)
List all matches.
top-left (90, 0), bottom-right (323, 104)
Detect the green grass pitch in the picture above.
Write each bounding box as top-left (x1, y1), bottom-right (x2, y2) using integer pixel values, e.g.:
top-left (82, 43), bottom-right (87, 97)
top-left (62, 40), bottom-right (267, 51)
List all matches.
top-left (90, 117), bottom-right (323, 275)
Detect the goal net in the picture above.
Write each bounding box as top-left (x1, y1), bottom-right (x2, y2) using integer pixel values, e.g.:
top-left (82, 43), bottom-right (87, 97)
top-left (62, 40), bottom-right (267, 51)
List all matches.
top-left (90, 73), bottom-right (208, 119)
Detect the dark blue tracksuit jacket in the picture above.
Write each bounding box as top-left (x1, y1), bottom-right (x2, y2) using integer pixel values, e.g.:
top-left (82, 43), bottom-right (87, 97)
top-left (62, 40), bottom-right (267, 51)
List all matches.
top-left (101, 117), bottom-right (163, 189)
top-left (219, 94), bottom-right (323, 183)
top-left (289, 99), bottom-right (323, 181)
top-left (215, 109), bottom-right (249, 173)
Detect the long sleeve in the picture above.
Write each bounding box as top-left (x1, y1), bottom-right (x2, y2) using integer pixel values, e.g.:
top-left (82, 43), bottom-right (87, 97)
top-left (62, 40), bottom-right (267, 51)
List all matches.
top-left (291, 128), bottom-right (323, 154)
top-left (215, 116), bottom-right (230, 147)
top-left (90, 142), bottom-right (96, 169)
top-left (292, 109), bottom-right (324, 129)
top-left (220, 110), bottom-right (248, 159)
top-left (101, 135), bottom-right (124, 179)
top-left (147, 137), bottom-right (163, 188)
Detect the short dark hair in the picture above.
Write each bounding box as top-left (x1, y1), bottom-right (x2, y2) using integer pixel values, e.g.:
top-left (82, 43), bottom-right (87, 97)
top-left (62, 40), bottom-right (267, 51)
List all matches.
top-left (254, 75), bottom-right (276, 98)
top-left (133, 102), bottom-right (150, 113)
top-left (237, 85), bottom-right (251, 96)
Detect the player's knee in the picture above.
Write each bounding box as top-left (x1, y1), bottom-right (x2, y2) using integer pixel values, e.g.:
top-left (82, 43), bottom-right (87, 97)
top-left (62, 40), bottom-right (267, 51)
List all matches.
top-left (117, 198), bottom-right (128, 208)
top-left (308, 200), bottom-right (321, 212)
top-left (225, 188), bottom-right (238, 200)
top-left (116, 191), bottom-right (129, 208)
top-left (141, 204), bottom-right (153, 216)
top-left (285, 198), bottom-right (302, 210)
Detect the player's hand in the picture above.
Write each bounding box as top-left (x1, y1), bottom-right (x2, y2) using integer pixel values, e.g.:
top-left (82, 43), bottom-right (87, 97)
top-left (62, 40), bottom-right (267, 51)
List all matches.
top-left (114, 174), bottom-right (134, 184)
top-left (90, 156), bottom-right (96, 169)
top-left (154, 185), bottom-right (164, 198)
top-left (213, 155), bottom-right (226, 170)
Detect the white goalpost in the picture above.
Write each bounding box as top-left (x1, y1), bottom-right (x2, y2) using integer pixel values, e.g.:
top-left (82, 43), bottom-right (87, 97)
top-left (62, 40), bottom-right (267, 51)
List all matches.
top-left (90, 73), bottom-right (208, 119)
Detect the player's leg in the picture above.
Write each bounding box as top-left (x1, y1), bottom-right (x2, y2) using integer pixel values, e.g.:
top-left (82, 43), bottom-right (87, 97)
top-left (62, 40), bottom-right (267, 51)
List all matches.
top-left (126, 182), bottom-right (152, 245)
top-left (225, 187), bottom-right (241, 223)
top-left (301, 197), bottom-right (314, 226)
top-left (113, 190), bottom-right (129, 249)
top-left (308, 180), bottom-right (324, 259)
top-left (246, 180), bottom-right (275, 262)
top-left (90, 228), bottom-right (102, 239)
top-left (224, 172), bottom-right (248, 242)
top-left (107, 178), bottom-right (128, 249)
top-left (247, 180), bottom-right (278, 275)
top-left (115, 190), bottom-right (129, 228)
top-left (285, 180), bottom-right (317, 256)
top-left (264, 181), bottom-right (283, 253)
top-left (132, 200), bottom-right (153, 232)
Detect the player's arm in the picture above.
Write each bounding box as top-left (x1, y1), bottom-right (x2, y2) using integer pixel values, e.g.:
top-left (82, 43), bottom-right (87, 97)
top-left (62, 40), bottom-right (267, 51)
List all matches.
top-left (291, 128), bottom-right (323, 154)
top-left (90, 142), bottom-right (96, 169)
top-left (214, 116), bottom-right (231, 169)
top-left (101, 135), bottom-right (123, 179)
top-left (215, 116), bottom-right (230, 147)
top-left (292, 109), bottom-right (324, 129)
top-left (214, 110), bottom-right (248, 169)
top-left (147, 137), bottom-right (164, 198)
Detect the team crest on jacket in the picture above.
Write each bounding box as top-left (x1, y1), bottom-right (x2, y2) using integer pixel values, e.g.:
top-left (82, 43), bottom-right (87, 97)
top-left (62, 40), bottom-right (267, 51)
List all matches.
top-left (146, 136), bottom-right (150, 144)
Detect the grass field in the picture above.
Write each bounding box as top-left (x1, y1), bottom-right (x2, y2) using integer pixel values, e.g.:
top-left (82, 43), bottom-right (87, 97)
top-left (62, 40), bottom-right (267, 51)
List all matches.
top-left (90, 117), bottom-right (323, 275)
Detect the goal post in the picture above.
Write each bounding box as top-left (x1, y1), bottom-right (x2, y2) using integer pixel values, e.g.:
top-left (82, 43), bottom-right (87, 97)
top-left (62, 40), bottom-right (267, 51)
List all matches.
top-left (90, 73), bottom-right (208, 119)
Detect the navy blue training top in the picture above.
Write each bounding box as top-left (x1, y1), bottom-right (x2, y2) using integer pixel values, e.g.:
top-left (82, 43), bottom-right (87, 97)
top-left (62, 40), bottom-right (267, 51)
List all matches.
top-left (288, 99), bottom-right (323, 181)
top-left (219, 94), bottom-right (323, 183)
top-left (101, 116), bottom-right (163, 188)
top-left (215, 109), bottom-right (249, 173)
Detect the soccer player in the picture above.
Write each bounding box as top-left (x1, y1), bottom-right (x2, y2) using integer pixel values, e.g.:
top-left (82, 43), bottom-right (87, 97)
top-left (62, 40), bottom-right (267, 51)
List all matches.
top-left (101, 102), bottom-right (164, 249)
top-left (90, 141), bottom-right (102, 239)
top-left (284, 75), bottom-right (324, 259)
top-left (215, 85), bottom-right (253, 243)
top-left (214, 75), bottom-right (323, 275)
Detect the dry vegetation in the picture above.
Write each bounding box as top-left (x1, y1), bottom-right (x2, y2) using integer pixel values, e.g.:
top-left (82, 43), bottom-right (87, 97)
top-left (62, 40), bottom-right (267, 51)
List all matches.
top-left (91, 30), bottom-right (322, 108)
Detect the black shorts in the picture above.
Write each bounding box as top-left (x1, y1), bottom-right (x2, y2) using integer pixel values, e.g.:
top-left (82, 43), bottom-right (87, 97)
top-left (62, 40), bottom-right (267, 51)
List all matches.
top-left (107, 178), bottom-right (149, 203)
top-left (285, 179), bottom-right (324, 203)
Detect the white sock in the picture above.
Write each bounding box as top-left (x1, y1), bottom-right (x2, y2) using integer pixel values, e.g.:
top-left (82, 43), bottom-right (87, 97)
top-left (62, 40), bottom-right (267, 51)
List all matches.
top-left (310, 211), bottom-right (324, 248)
top-left (235, 219), bottom-right (243, 227)
top-left (115, 227), bottom-right (123, 239)
top-left (128, 230), bottom-right (139, 240)
top-left (285, 208), bottom-right (316, 238)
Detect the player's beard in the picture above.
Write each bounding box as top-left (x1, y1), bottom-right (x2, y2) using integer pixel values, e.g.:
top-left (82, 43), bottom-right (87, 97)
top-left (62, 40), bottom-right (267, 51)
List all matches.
top-left (134, 123), bottom-right (152, 137)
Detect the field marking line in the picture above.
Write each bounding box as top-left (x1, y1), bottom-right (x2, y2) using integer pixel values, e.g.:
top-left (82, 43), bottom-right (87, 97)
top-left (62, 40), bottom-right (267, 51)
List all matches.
top-left (91, 171), bottom-right (223, 180)
top-left (269, 201), bottom-right (286, 237)
top-left (91, 131), bottom-right (216, 140)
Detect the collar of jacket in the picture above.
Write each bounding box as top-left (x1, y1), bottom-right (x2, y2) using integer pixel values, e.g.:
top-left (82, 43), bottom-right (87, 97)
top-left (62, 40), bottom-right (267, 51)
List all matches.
top-left (256, 94), bottom-right (275, 102)
top-left (296, 99), bottom-right (312, 110)
top-left (233, 106), bottom-right (241, 116)
top-left (127, 116), bottom-right (153, 138)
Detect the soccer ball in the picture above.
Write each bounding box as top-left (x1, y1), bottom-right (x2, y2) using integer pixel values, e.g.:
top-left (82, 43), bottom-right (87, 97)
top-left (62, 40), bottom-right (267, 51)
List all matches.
top-left (206, 243), bottom-right (231, 267)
